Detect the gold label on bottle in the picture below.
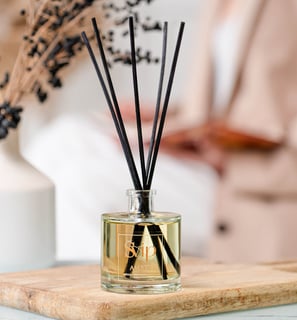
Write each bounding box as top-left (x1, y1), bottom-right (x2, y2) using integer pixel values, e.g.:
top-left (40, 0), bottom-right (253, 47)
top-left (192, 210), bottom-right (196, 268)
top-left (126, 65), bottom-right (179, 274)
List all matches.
top-left (117, 233), bottom-right (163, 278)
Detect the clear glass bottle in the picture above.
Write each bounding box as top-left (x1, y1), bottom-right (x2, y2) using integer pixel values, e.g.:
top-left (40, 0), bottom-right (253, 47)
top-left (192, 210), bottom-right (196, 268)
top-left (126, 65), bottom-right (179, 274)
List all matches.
top-left (101, 189), bottom-right (181, 294)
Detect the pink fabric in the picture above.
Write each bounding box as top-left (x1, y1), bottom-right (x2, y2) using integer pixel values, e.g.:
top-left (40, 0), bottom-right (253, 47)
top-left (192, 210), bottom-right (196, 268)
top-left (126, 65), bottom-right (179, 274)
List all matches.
top-left (180, 0), bottom-right (297, 262)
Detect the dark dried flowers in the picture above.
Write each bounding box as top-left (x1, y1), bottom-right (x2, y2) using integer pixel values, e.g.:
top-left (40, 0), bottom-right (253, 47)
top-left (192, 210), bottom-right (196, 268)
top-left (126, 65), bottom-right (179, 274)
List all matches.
top-left (0, 0), bottom-right (159, 139)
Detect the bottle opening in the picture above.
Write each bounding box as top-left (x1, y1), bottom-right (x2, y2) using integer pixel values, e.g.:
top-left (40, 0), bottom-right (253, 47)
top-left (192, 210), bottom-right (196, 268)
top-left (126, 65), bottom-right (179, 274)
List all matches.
top-left (127, 189), bottom-right (156, 216)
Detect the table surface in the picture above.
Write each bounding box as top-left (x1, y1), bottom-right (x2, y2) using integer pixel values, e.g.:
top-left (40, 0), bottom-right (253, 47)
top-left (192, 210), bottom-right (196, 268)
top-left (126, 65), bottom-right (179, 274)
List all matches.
top-left (1, 260), bottom-right (297, 319)
top-left (0, 304), bottom-right (297, 319)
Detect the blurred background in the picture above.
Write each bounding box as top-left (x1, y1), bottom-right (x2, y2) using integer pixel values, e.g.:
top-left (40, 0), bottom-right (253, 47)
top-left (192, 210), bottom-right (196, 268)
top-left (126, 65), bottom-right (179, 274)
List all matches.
top-left (0, 0), bottom-right (216, 262)
top-left (2, 0), bottom-right (296, 265)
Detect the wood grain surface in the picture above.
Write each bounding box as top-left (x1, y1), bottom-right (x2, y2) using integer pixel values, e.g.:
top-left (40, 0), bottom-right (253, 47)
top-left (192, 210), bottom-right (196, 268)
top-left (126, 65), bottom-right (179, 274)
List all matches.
top-left (0, 257), bottom-right (297, 320)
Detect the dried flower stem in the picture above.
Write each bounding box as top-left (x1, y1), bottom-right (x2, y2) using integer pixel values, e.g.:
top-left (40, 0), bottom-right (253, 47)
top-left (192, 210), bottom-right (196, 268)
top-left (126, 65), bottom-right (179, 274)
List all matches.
top-left (0, 0), bottom-right (159, 139)
top-left (9, 5), bottom-right (94, 105)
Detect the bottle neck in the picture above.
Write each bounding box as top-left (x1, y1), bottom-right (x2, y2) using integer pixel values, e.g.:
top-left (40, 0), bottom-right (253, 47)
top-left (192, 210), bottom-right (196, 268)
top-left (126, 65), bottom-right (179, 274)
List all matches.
top-left (127, 189), bottom-right (155, 217)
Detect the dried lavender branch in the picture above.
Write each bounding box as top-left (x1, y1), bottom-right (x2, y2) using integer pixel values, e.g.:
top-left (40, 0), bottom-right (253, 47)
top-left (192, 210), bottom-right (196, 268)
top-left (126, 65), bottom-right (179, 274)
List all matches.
top-left (0, 0), bottom-right (159, 139)
top-left (4, 0), bottom-right (97, 106)
top-left (11, 5), bottom-right (94, 105)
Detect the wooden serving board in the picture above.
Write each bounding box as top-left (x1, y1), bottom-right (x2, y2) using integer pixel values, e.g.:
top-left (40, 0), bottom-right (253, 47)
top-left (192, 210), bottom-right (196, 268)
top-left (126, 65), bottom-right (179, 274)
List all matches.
top-left (0, 257), bottom-right (297, 320)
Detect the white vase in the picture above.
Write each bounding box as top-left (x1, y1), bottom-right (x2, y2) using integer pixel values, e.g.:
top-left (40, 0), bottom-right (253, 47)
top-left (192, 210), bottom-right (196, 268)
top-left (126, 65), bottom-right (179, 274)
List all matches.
top-left (0, 129), bottom-right (55, 272)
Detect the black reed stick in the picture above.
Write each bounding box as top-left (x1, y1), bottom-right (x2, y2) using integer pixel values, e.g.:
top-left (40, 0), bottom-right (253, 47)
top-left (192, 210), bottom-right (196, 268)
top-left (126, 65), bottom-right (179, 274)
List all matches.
top-left (149, 223), bottom-right (180, 275)
top-left (91, 17), bottom-right (141, 191)
top-left (82, 26), bottom-right (168, 279)
top-left (146, 22), bottom-right (185, 189)
top-left (147, 225), bottom-right (168, 279)
top-left (90, 18), bottom-right (170, 278)
top-left (81, 32), bottom-right (142, 190)
top-left (129, 17), bottom-right (146, 188)
top-left (82, 17), bottom-right (184, 280)
top-left (145, 22), bottom-right (168, 189)
top-left (85, 21), bottom-right (168, 278)
top-left (123, 21), bottom-right (184, 277)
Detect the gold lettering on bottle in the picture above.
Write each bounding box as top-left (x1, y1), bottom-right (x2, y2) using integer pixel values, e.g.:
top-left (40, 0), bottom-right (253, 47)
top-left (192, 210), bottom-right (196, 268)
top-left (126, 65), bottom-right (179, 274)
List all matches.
top-left (124, 239), bottom-right (156, 262)
top-left (125, 241), bottom-right (138, 258)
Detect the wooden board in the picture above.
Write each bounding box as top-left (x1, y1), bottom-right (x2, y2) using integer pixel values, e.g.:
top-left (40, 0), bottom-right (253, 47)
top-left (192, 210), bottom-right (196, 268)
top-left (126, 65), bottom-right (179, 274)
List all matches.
top-left (0, 257), bottom-right (297, 320)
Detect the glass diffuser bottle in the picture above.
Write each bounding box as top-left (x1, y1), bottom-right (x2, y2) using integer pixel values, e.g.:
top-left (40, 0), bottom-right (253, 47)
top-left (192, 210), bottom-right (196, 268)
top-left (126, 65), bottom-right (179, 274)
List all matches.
top-left (82, 15), bottom-right (185, 294)
top-left (101, 190), bottom-right (181, 294)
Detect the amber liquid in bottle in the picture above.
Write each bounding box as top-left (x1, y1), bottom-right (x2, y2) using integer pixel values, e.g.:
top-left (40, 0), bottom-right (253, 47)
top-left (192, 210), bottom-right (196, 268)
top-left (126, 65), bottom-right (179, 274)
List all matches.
top-left (101, 190), bottom-right (181, 294)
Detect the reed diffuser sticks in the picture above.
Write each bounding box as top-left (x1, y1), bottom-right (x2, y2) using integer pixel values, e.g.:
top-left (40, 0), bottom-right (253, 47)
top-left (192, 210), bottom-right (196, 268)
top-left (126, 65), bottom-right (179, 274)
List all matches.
top-left (82, 24), bottom-right (142, 190)
top-left (145, 22), bottom-right (168, 183)
top-left (82, 16), bottom-right (184, 285)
